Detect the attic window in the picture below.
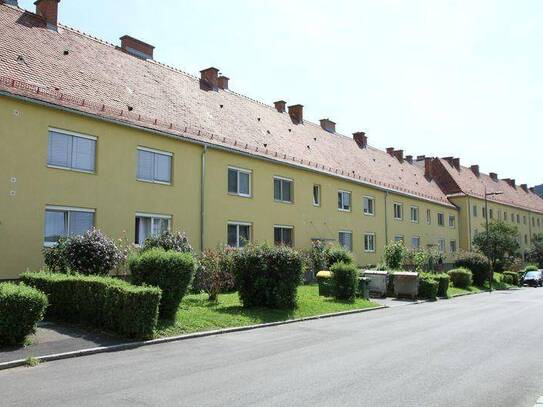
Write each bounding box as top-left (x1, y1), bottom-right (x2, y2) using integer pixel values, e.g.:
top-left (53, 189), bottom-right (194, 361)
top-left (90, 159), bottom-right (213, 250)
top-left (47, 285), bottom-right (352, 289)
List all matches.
top-left (263, 143), bottom-right (268, 148)
top-left (63, 50), bottom-right (69, 56)
top-left (220, 104), bottom-right (223, 108)
top-left (267, 130), bottom-right (270, 134)
top-left (288, 129), bottom-right (292, 132)
top-left (127, 106), bottom-right (134, 112)
top-left (313, 137), bottom-right (317, 141)
top-left (257, 118), bottom-right (261, 122)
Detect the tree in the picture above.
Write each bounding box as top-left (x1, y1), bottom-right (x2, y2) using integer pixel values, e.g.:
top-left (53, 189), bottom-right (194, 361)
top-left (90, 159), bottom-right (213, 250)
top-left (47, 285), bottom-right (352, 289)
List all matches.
top-left (527, 233), bottom-right (543, 268)
top-left (473, 221), bottom-right (520, 273)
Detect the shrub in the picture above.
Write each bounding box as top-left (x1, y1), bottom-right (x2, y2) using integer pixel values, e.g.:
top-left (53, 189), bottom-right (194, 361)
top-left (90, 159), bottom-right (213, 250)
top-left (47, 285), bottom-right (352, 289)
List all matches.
top-left (316, 270), bottom-right (334, 297)
top-left (501, 273), bottom-right (515, 286)
top-left (384, 241), bottom-right (406, 270)
top-left (525, 264), bottom-right (539, 272)
top-left (142, 231), bottom-right (193, 253)
top-left (193, 249), bottom-right (236, 301)
top-left (306, 240), bottom-right (329, 276)
top-left (326, 246), bottom-right (353, 268)
top-left (232, 243), bottom-right (303, 309)
top-left (502, 271), bottom-right (520, 286)
top-left (448, 268), bottom-right (473, 289)
top-left (430, 273), bottom-right (450, 297)
top-left (418, 275), bottom-right (439, 301)
top-left (454, 251), bottom-right (490, 286)
top-left (331, 262), bottom-right (358, 302)
top-left (0, 283), bottom-right (48, 346)
top-left (129, 248), bottom-right (195, 319)
top-left (43, 237), bottom-right (70, 273)
top-left (21, 272), bottom-right (160, 339)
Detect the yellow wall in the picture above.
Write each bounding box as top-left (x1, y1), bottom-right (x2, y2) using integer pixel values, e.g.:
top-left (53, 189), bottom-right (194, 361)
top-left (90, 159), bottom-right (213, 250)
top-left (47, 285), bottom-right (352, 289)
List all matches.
top-left (1, 96), bottom-right (463, 278)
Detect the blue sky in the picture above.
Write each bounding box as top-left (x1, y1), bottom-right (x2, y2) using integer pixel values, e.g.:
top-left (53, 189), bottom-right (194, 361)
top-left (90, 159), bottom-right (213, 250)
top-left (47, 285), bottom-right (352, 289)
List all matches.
top-left (19, 0), bottom-right (543, 185)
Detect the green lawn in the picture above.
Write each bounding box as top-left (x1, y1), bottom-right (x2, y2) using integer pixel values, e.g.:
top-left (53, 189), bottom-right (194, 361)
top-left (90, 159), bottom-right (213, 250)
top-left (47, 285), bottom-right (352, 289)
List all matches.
top-left (447, 285), bottom-right (482, 297)
top-left (156, 285), bottom-right (378, 337)
top-left (447, 273), bottom-right (515, 297)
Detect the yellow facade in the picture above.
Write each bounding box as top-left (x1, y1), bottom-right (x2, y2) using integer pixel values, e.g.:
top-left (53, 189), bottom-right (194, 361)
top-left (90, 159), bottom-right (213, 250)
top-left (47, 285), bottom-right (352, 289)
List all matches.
top-left (0, 97), bottom-right (464, 279)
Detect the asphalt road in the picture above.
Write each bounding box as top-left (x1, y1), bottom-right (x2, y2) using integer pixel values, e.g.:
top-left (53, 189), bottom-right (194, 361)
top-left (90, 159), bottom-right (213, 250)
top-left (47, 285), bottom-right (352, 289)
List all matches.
top-left (2, 288), bottom-right (543, 407)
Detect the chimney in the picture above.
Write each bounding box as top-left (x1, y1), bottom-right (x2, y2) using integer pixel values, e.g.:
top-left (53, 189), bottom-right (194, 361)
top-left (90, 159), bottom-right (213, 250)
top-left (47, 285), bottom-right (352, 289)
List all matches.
top-left (200, 67), bottom-right (219, 91)
top-left (288, 104), bottom-right (303, 124)
top-left (443, 156), bottom-right (454, 166)
top-left (424, 157), bottom-right (433, 179)
top-left (416, 155), bottom-right (426, 161)
top-left (217, 75), bottom-right (229, 90)
top-left (489, 172), bottom-right (498, 181)
top-left (3, 0), bottom-right (19, 6)
top-left (470, 165), bottom-right (480, 177)
top-left (452, 158), bottom-right (460, 171)
top-left (353, 132), bottom-right (367, 149)
top-left (35, 0), bottom-right (60, 29)
top-left (405, 155), bottom-right (413, 164)
top-left (386, 147), bottom-right (395, 156)
top-left (120, 35), bottom-right (154, 60)
top-left (503, 178), bottom-right (516, 188)
top-left (520, 184), bottom-right (529, 192)
top-left (530, 187), bottom-right (535, 193)
top-left (393, 149), bottom-right (404, 163)
top-left (320, 118), bottom-right (336, 133)
top-left (274, 100), bottom-right (286, 113)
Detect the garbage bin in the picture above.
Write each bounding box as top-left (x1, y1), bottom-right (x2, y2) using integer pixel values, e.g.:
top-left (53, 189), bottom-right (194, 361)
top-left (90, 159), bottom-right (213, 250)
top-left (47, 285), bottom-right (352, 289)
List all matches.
top-left (316, 270), bottom-right (334, 297)
top-left (358, 276), bottom-right (371, 300)
top-left (361, 270), bottom-right (388, 297)
top-left (393, 272), bottom-right (419, 299)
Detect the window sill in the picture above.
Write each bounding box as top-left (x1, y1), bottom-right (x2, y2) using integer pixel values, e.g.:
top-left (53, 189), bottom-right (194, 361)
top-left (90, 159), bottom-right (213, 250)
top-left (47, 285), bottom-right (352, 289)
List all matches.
top-left (274, 199), bottom-right (293, 204)
top-left (43, 241), bottom-right (59, 248)
top-left (137, 178), bottom-right (172, 186)
top-left (364, 250), bottom-right (376, 253)
top-left (228, 192), bottom-right (252, 198)
top-left (363, 212), bottom-right (375, 216)
top-left (338, 208), bottom-right (352, 212)
top-left (47, 165), bottom-right (96, 175)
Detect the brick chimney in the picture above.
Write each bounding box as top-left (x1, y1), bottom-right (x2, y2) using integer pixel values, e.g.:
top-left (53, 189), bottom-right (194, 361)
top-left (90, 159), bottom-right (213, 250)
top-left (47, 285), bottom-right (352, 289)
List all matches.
top-left (405, 155), bottom-right (413, 164)
top-left (288, 104), bottom-right (303, 124)
top-left (200, 67), bottom-right (219, 91)
top-left (353, 132), bottom-right (367, 149)
top-left (503, 178), bottom-right (516, 188)
top-left (489, 172), bottom-right (498, 181)
top-left (217, 76), bottom-right (229, 90)
top-left (470, 165), bottom-right (480, 177)
top-left (520, 184), bottom-right (529, 192)
top-left (393, 150), bottom-right (404, 163)
top-left (452, 158), bottom-right (460, 171)
top-left (424, 157), bottom-right (433, 179)
top-left (386, 147), bottom-right (394, 156)
top-left (530, 187), bottom-right (535, 193)
top-left (35, 0), bottom-right (60, 29)
top-left (320, 118), bottom-right (335, 133)
top-left (274, 100), bottom-right (286, 113)
top-left (416, 155), bottom-right (426, 161)
top-left (3, 0), bottom-right (19, 6)
top-left (120, 35), bottom-right (154, 60)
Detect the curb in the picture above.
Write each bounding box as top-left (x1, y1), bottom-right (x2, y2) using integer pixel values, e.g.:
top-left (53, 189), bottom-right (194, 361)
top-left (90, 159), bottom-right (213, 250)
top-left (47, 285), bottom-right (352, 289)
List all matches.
top-left (0, 305), bottom-right (387, 371)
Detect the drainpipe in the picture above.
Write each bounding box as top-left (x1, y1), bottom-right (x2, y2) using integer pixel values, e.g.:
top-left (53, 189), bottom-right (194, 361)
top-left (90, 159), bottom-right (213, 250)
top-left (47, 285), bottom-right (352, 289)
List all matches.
top-left (200, 144), bottom-right (208, 253)
top-left (384, 191), bottom-right (389, 244)
top-left (467, 196), bottom-right (472, 251)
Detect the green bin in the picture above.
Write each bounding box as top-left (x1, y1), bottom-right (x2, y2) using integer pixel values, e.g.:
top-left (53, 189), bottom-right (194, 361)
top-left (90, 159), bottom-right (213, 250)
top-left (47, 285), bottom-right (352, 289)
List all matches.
top-left (316, 271), bottom-right (334, 297)
top-left (358, 276), bottom-right (371, 300)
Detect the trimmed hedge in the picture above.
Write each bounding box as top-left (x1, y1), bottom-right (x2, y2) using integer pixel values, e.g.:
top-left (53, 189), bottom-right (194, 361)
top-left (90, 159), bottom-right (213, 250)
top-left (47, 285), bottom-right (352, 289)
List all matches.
top-left (0, 283), bottom-right (48, 346)
top-left (326, 246), bottom-right (353, 268)
top-left (418, 276), bottom-right (439, 301)
top-left (502, 271), bottom-right (520, 286)
top-left (21, 272), bottom-right (161, 339)
top-left (232, 243), bottom-right (303, 309)
top-left (431, 273), bottom-right (450, 297)
top-left (525, 265), bottom-right (539, 272)
top-left (448, 268), bottom-right (473, 289)
top-left (331, 262), bottom-right (358, 302)
top-left (130, 248), bottom-right (195, 319)
top-left (454, 251), bottom-right (490, 286)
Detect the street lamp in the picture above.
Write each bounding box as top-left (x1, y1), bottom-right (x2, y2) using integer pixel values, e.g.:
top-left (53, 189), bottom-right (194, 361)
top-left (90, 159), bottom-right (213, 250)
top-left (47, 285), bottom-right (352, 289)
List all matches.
top-left (484, 186), bottom-right (503, 292)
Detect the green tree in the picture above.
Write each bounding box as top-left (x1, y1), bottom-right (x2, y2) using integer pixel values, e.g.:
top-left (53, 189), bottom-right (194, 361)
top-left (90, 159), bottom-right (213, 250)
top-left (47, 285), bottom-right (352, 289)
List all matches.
top-left (473, 221), bottom-right (520, 273)
top-left (527, 233), bottom-right (543, 268)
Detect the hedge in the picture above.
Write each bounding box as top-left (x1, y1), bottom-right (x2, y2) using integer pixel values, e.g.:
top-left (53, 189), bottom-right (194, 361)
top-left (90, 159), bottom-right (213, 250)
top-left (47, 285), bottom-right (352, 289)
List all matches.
top-left (431, 273), bottom-right (450, 297)
top-left (448, 268), bottom-right (473, 289)
top-left (502, 271), bottom-right (520, 286)
top-left (326, 246), bottom-right (353, 268)
top-left (130, 248), bottom-right (195, 319)
top-left (525, 265), bottom-right (539, 272)
top-left (454, 251), bottom-right (490, 286)
top-left (418, 276), bottom-right (438, 301)
top-left (21, 272), bottom-right (161, 339)
top-left (0, 283), bottom-right (48, 346)
top-left (331, 262), bottom-right (358, 302)
top-left (232, 243), bottom-right (303, 309)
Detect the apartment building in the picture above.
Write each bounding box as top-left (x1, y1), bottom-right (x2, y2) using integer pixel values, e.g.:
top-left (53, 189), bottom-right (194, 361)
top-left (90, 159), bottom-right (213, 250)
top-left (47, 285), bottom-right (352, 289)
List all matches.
top-left (0, 1), bottom-right (541, 279)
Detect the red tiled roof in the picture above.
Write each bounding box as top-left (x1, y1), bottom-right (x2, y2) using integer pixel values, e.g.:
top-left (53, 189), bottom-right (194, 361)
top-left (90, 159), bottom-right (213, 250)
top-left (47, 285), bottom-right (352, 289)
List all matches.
top-left (436, 159), bottom-right (543, 214)
top-left (0, 5), bottom-right (456, 207)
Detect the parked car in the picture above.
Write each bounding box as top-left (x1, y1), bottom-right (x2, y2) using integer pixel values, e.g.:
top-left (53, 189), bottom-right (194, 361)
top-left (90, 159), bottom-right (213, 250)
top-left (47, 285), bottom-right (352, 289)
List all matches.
top-left (521, 270), bottom-right (543, 287)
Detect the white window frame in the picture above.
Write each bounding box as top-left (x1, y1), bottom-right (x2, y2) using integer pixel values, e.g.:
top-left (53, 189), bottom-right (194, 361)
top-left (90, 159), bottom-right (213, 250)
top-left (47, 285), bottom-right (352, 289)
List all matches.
top-left (364, 233), bottom-right (376, 252)
top-left (47, 127), bottom-right (97, 174)
top-left (312, 184), bottom-right (321, 207)
top-left (394, 235), bottom-right (404, 243)
top-left (227, 166), bottom-right (252, 198)
top-left (137, 146), bottom-right (173, 185)
top-left (410, 206), bottom-right (419, 223)
top-left (393, 203), bottom-right (403, 220)
top-left (363, 196), bottom-right (375, 216)
top-left (449, 215), bottom-right (456, 228)
top-left (438, 239), bottom-right (446, 253)
top-left (274, 176), bottom-right (294, 203)
top-left (411, 236), bottom-right (421, 250)
top-left (44, 205), bottom-right (95, 247)
top-left (274, 224), bottom-right (294, 247)
top-left (338, 230), bottom-right (353, 251)
top-left (450, 240), bottom-right (457, 253)
top-left (426, 209), bottom-right (431, 225)
top-left (437, 212), bottom-right (445, 226)
top-left (135, 212), bottom-right (172, 245)
top-left (338, 190), bottom-right (352, 212)
top-left (227, 221), bottom-right (252, 248)
top-left (473, 205), bottom-right (478, 217)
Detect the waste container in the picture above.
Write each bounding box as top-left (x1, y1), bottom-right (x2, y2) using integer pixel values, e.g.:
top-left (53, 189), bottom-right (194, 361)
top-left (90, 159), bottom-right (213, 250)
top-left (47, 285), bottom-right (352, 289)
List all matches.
top-left (361, 270), bottom-right (388, 297)
top-left (316, 271), bottom-right (334, 297)
top-left (357, 276), bottom-right (371, 300)
top-left (393, 272), bottom-right (419, 299)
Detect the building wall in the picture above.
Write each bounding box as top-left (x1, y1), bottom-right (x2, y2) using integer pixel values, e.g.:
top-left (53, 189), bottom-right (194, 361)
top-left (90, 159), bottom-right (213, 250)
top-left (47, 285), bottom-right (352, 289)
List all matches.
top-left (0, 96), bottom-right (462, 279)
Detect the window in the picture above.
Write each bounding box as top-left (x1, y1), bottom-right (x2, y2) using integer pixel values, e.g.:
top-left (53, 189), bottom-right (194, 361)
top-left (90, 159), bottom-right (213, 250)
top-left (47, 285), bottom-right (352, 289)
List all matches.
top-left (228, 167), bottom-right (251, 197)
top-left (426, 209), bottom-right (431, 224)
top-left (137, 147), bottom-right (172, 184)
top-left (410, 206), bottom-right (419, 223)
top-left (437, 212), bottom-right (445, 226)
top-left (516, 214), bottom-right (520, 224)
top-left (489, 209), bottom-right (494, 219)
top-left (524, 234), bottom-right (528, 245)
top-left (338, 231), bottom-right (353, 251)
top-left (450, 240), bottom-right (457, 253)
top-left (364, 233), bottom-right (375, 252)
top-left (472, 205), bottom-right (478, 217)
top-left (313, 185), bottom-right (321, 206)
top-left (523, 216), bottom-right (527, 225)
top-left (48, 128), bottom-right (96, 172)
top-left (393, 203), bottom-right (403, 220)
top-left (227, 222), bottom-right (251, 248)
top-left (482, 207), bottom-right (487, 218)
top-left (338, 191), bottom-right (352, 211)
top-left (411, 236), bottom-right (421, 249)
top-left (449, 215), bottom-right (456, 228)
top-left (44, 206), bottom-right (94, 246)
top-left (533, 218), bottom-right (536, 227)
top-left (363, 196), bottom-right (375, 216)
top-left (135, 213), bottom-right (171, 245)
top-left (511, 213), bottom-right (514, 222)
top-left (538, 219), bottom-right (541, 227)
top-left (504, 211), bottom-right (507, 221)
top-left (394, 235), bottom-right (404, 243)
top-left (274, 177), bottom-right (293, 203)
top-left (438, 239), bottom-right (446, 253)
top-left (274, 225), bottom-right (293, 247)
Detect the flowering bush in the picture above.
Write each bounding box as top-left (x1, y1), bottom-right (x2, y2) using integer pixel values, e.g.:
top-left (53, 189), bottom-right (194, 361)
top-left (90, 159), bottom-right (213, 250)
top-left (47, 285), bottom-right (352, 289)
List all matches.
top-left (384, 241), bottom-right (406, 270)
top-left (142, 231), bottom-right (193, 253)
top-left (193, 248), bottom-right (236, 301)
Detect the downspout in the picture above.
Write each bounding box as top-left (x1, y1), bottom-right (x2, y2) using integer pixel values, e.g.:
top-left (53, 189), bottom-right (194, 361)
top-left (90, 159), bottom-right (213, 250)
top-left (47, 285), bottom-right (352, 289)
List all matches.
top-left (200, 144), bottom-right (208, 253)
top-left (467, 196), bottom-right (472, 251)
top-left (384, 191), bottom-right (389, 244)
